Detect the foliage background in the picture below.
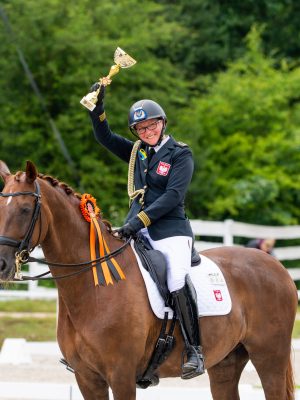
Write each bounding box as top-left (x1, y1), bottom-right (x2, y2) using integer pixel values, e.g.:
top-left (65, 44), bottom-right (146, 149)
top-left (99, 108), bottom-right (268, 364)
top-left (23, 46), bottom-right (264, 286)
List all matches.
top-left (0, 0), bottom-right (300, 227)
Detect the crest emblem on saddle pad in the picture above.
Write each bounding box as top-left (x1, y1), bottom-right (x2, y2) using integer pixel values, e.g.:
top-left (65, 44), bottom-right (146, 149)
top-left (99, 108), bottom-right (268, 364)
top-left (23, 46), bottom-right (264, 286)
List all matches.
top-left (156, 161), bottom-right (171, 176)
top-left (213, 290), bottom-right (223, 301)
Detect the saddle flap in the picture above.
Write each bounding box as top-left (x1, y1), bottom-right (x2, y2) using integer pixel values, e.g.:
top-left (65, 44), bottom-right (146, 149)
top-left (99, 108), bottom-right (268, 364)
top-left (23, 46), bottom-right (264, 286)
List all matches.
top-left (134, 239), bottom-right (169, 304)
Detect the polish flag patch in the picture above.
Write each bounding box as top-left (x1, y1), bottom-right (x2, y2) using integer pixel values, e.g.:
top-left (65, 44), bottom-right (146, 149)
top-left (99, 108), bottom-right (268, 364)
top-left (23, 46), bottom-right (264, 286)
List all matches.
top-left (213, 290), bottom-right (223, 301)
top-left (156, 161), bottom-right (171, 176)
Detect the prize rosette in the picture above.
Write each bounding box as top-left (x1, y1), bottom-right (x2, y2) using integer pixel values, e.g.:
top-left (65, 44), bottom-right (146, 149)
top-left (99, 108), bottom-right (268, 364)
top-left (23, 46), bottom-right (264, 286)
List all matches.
top-left (80, 194), bottom-right (100, 222)
top-left (79, 194), bottom-right (125, 286)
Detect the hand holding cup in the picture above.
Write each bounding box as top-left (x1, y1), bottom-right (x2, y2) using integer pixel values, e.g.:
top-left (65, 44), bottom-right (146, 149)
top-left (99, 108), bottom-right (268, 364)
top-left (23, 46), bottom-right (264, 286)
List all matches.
top-left (80, 48), bottom-right (136, 111)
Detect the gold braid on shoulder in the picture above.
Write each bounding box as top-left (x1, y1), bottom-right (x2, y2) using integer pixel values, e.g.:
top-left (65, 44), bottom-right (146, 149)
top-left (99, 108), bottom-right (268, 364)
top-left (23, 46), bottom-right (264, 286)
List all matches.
top-left (127, 140), bottom-right (145, 206)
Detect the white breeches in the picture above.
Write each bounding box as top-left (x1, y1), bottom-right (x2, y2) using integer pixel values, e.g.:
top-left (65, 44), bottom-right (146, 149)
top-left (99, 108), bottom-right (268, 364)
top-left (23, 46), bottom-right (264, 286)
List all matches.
top-left (140, 228), bottom-right (192, 292)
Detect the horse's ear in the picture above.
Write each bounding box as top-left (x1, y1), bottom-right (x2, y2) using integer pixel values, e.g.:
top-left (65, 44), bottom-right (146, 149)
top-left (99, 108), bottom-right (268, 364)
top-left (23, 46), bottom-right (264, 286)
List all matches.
top-left (0, 160), bottom-right (11, 183)
top-left (25, 160), bottom-right (38, 183)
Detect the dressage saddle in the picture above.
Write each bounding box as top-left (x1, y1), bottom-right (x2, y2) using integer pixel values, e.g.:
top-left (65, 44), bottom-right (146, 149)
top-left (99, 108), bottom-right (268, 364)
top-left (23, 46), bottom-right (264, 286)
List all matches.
top-left (134, 235), bottom-right (201, 305)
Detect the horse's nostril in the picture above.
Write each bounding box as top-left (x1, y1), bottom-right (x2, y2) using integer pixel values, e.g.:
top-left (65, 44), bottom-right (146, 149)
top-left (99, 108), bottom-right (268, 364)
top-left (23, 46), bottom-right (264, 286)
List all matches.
top-left (0, 258), bottom-right (7, 272)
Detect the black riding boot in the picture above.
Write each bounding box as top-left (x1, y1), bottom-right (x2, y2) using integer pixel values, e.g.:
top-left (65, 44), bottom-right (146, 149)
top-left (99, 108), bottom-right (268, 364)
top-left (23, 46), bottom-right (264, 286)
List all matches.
top-left (172, 275), bottom-right (205, 379)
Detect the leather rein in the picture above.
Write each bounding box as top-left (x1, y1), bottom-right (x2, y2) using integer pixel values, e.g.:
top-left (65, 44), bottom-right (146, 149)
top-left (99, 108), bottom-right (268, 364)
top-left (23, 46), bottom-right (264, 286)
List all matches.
top-left (0, 182), bottom-right (130, 281)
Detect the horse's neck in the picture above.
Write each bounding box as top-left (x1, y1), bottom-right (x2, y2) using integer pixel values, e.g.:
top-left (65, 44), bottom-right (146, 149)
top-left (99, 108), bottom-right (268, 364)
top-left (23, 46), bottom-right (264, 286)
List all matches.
top-left (40, 183), bottom-right (88, 264)
top-left (39, 182), bottom-right (126, 313)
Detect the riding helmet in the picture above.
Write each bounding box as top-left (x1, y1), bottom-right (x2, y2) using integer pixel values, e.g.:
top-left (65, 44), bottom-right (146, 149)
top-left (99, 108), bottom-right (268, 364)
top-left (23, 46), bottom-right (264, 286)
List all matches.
top-left (128, 99), bottom-right (167, 129)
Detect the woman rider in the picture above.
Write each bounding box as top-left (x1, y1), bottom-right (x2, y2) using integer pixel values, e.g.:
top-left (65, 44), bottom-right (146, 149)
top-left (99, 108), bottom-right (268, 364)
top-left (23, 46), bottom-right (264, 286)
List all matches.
top-left (88, 81), bottom-right (205, 379)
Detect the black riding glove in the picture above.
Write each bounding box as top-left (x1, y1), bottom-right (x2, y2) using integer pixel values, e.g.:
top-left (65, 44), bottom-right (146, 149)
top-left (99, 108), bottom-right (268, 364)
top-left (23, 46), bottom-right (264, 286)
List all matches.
top-left (116, 218), bottom-right (144, 239)
top-left (90, 82), bottom-right (105, 102)
top-left (116, 222), bottom-right (137, 239)
top-left (89, 82), bottom-right (106, 116)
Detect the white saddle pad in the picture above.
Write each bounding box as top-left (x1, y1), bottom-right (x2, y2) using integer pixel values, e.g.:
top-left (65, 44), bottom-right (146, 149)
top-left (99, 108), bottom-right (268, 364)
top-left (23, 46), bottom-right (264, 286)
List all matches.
top-left (131, 242), bottom-right (232, 319)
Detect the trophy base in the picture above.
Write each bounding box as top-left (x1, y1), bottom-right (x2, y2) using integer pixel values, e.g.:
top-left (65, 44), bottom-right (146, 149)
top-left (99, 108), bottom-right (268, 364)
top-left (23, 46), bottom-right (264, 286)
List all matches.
top-left (80, 96), bottom-right (96, 111)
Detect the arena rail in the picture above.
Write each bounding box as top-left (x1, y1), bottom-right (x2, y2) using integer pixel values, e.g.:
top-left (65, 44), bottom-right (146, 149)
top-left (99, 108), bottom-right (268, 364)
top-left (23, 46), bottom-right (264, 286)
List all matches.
top-left (191, 219), bottom-right (300, 299)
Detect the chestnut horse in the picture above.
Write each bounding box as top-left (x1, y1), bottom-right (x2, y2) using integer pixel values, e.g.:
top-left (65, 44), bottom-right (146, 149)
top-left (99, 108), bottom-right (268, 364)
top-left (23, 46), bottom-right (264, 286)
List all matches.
top-left (0, 160), bottom-right (298, 400)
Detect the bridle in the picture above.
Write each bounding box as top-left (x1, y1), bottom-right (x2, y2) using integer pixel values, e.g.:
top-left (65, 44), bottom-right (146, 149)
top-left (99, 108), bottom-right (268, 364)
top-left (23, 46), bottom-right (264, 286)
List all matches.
top-left (0, 181), bottom-right (131, 281)
top-left (0, 181), bottom-right (42, 277)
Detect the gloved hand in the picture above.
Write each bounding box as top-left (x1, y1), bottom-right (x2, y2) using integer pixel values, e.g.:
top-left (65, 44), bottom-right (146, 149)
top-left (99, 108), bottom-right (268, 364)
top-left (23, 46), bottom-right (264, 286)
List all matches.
top-left (89, 82), bottom-right (105, 104)
top-left (88, 82), bottom-right (106, 117)
top-left (116, 222), bottom-right (137, 239)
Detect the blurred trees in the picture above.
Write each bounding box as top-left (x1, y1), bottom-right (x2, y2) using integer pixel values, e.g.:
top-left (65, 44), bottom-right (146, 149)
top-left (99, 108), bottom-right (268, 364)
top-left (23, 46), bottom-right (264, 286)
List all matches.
top-left (176, 27), bottom-right (300, 225)
top-left (158, 0), bottom-right (300, 76)
top-left (0, 0), bottom-right (299, 225)
top-left (0, 0), bottom-right (188, 223)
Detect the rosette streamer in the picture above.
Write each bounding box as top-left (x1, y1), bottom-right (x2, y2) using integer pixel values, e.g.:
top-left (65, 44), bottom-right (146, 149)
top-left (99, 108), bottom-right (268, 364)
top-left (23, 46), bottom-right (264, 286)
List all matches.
top-left (80, 194), bottom-right (125, 286)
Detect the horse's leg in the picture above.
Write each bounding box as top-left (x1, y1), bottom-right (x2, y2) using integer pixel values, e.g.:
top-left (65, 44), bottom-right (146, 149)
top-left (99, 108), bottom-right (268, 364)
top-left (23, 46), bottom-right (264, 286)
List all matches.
top-left (208, 345), bottom-right (249, 400)
top-left (110, 379), bottom-right (136, 400)
top-left (248, 345), bottom-right (292, 400)
top-left (243, 309), bottom-right (295, 400)
top-left (57, 297), bottom-right (110, 400)
top-left (75, 370), bottom-right (109, 400)
top-left (108, 363), bottom-right (137, 400)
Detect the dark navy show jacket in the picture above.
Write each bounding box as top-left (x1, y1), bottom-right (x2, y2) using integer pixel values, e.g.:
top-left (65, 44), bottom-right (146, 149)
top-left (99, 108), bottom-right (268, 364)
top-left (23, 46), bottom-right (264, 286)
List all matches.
top-left (90, 111), bottom-right (194, 241)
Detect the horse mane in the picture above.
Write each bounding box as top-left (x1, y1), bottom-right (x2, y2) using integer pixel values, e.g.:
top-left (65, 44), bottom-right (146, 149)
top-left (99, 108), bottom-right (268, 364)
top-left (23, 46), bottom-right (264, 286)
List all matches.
top-left (37, 173), bottom-right (82, 200)
top-left (14, 171), bottom-right (113, 233)
top-left (14, 170), bottom-right (80, 198)
top-left (36, 173), bottom-right (113, 233)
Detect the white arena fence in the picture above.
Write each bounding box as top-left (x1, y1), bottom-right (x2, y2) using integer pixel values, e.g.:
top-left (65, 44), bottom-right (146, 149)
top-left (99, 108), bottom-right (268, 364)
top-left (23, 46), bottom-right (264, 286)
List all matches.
top-left (0, 219), bottom-right (299, 300)
top-left (190, 219), bottom-right (300, 299)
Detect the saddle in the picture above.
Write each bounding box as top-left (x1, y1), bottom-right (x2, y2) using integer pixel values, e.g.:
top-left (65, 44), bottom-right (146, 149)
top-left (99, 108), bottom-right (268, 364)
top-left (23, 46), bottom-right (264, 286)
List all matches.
top-left (134, 235), bottom-right (201, 305)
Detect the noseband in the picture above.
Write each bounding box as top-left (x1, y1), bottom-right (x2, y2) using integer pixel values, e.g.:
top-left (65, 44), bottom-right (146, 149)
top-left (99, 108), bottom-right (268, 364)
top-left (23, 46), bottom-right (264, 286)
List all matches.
top-left (0, 181), bottom-right (41, 274)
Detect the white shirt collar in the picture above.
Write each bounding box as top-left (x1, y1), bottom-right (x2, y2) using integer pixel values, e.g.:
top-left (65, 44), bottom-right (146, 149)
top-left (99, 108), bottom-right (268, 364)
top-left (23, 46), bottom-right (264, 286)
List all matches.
top-left (152, 135), bottom-right (170, 152)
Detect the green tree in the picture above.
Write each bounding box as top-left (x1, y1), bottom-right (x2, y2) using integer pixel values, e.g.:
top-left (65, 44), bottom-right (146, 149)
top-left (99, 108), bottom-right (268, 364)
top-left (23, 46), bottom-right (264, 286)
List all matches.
top-left (177, 27), bottom-right (300, 224)
top-left (0, 0), bottom-right (188, 224)
top-left (157, 0), bottom-right (300, 76)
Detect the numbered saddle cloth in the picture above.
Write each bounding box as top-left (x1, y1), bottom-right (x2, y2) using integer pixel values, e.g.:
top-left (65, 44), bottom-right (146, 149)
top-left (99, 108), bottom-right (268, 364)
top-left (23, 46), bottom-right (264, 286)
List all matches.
top-left (131, 242), bottom-right (232, 319)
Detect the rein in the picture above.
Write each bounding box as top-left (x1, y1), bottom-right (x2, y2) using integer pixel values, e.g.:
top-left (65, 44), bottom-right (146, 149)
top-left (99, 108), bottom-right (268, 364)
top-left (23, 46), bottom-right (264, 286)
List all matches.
top-left (0, 182), bottom-right (131, 282)
top-left (20, 237), bottom-right (131, 281)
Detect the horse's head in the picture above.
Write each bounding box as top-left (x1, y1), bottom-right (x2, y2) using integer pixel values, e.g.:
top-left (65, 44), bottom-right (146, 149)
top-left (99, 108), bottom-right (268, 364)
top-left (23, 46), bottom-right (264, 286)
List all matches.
top-left (0, 160), bottom-right (40, 280)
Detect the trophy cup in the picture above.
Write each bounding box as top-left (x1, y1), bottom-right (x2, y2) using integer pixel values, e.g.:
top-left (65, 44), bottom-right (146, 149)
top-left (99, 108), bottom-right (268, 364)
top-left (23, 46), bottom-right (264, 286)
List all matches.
top-left (80, 47), bottom-right (137, 111)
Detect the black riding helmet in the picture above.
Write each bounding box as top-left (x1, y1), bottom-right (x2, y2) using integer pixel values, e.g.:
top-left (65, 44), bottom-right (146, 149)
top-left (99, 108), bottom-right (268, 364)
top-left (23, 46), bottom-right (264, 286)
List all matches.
top-left (128, 99), bottom-right (167, 146)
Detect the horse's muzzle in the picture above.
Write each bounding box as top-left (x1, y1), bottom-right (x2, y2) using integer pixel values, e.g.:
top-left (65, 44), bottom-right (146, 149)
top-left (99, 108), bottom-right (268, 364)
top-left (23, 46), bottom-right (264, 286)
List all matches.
top-left (0, 250), bottom-right (16, 281)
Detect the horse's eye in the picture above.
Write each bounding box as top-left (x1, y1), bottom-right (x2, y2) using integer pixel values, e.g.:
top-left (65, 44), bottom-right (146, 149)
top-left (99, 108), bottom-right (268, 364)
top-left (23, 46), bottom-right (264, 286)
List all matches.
top-left (20, 207), bottom-right (32, 215)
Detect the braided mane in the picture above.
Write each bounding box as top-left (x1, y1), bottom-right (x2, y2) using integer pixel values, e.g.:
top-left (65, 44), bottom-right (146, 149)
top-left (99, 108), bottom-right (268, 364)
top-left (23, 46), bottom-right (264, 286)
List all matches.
top-left (14, 170), bottom-right (81, 199)
top-left (15, 170), bottom-right (113, 232)
top-left (37, 173), bottom-right (82, 199)
top-left (37, 173), bottom-right (112, 232)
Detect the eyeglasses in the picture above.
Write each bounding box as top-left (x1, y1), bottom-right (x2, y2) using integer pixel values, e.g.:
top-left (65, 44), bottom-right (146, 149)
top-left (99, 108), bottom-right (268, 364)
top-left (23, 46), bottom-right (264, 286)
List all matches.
top-left (135, 120), bottom-right (161, 135)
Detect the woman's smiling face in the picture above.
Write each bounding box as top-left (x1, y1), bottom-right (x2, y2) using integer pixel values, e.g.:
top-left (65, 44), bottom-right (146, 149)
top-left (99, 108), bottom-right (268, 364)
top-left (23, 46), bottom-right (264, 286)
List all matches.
top-left (134, 118), bottom-right (163, 146)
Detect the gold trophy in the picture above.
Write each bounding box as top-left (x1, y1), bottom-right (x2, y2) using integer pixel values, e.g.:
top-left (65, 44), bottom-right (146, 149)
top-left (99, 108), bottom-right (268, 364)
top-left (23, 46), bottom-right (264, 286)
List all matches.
top-left (80, 47), bottom-right (137, 111)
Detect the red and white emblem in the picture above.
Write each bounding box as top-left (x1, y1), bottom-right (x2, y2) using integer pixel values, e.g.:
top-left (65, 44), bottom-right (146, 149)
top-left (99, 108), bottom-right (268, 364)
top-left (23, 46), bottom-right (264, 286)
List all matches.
top-left (213, 290), bottom-right (223, 301)
top-left (156, 161), bottom-right (171, 176)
